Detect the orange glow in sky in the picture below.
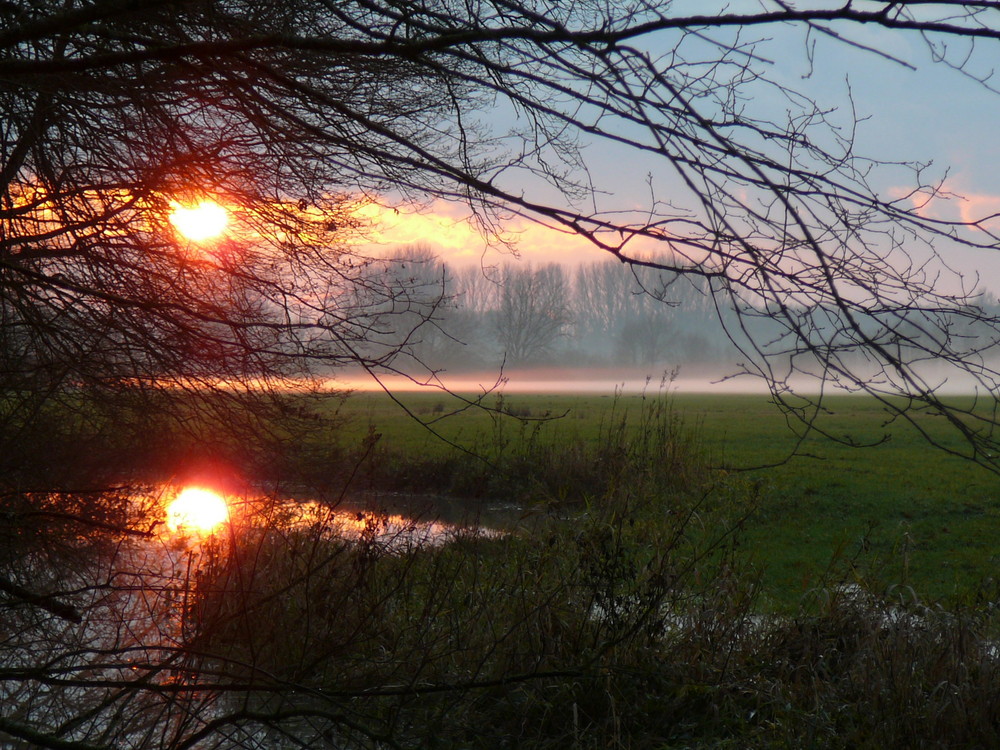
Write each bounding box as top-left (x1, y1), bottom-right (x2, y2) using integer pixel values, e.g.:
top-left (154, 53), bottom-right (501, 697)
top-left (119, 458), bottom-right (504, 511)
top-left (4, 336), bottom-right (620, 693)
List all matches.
top-left (165, 487), bottom-right (229, 534)
top-left (356, 199), bottom-right (660, 268)
top-left (169, 200), bottom-right (228, 242)
top-left (355, 200), bottom-right (487, 263)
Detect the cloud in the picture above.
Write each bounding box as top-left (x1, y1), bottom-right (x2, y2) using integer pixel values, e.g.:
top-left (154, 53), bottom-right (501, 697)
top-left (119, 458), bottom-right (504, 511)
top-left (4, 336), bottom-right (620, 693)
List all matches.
top-left (957, 191), bottom-right (1000, 233)
top-left (356, 199), bottom-right (633, 267)
top-left (887, 180), bottom-right (1000, 234)
top-left (355, 200), bottom-right (486, 263)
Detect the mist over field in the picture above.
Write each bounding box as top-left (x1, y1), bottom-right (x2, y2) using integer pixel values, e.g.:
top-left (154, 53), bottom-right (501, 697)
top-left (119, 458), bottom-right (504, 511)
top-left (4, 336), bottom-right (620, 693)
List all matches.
top-left (349, 247), bottom-right (1000, 397)
top-left (337, 361), bottom-right (1000, 396)
top-left (335, 364), bottom-right (752, 394)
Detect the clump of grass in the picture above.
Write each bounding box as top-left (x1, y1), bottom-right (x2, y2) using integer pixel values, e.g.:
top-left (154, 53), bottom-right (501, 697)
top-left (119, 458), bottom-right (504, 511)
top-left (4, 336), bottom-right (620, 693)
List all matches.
top-left (722, 583), bottom-right (1000, 748)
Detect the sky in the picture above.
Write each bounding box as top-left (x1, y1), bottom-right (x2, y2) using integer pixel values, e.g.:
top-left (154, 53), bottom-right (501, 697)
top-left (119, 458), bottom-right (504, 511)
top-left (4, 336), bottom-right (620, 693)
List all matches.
top-left (358, 9), bottom-right (1000, 289)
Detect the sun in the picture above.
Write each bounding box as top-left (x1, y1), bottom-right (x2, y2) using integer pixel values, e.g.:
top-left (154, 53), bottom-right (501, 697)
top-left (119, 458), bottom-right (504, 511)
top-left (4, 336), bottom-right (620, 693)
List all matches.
top-left (169, 200), bottom-right (228, 242)
top-left (165, 487), bottom-right (229, 534)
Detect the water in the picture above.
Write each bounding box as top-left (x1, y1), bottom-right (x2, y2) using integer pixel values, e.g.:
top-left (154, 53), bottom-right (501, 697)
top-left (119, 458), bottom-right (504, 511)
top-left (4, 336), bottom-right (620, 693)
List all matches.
top-left (0, 485), bottom-right (501, 748)
top-left (151, 484), bottom-right (502, 547)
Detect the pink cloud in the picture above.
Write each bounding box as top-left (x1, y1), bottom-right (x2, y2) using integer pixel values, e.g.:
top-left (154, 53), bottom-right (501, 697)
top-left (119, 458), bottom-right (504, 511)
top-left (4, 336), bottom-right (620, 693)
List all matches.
top-left (887, 180), bottom-right (1000, 234)
top-left (957, 191), bottom-right (1000, 233)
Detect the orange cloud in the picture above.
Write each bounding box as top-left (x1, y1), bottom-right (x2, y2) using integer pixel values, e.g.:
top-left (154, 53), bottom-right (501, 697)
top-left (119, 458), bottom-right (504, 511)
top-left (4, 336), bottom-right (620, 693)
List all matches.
top-left (356, 200), bottom-right (487, 263)
top-left (357, 199), bottom-right (673, 267)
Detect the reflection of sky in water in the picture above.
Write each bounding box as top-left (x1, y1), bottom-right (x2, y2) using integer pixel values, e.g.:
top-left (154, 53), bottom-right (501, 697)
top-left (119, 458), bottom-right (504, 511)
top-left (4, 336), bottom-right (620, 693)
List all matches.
top-left (33, 489), bottom-right (497, 691)
top-left (244, 498), bottom-right (469, 547)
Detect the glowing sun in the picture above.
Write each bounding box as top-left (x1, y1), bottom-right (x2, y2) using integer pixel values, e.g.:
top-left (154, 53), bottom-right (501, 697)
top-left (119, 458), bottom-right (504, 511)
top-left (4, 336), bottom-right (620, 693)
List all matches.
top-left (165, 487), bottom-right (229, 534)
top-left (169, 200), bottom-right (228, 242)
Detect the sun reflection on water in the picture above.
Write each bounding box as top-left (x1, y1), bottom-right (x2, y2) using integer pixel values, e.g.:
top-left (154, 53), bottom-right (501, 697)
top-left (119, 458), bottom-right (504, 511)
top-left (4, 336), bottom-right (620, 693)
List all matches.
top-left (155, 487), bottom-right (484, 549)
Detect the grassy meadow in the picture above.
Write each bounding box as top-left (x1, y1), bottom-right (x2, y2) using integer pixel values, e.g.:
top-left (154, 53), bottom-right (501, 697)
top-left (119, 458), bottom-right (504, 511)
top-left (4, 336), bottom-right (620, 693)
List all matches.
top-left (330, 388), bottom-right (1000, 610)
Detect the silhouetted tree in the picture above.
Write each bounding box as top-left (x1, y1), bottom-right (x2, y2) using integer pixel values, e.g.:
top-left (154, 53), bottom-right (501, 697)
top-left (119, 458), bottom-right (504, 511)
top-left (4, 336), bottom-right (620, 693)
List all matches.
top-left (572, 260), bottom-right (723, 366)
top-left (377, 244), bottom-right (483, 370)
top-left (6, 1), bottom-right (1000, 747)
top-left (492, 263), bottom-right (571, 365)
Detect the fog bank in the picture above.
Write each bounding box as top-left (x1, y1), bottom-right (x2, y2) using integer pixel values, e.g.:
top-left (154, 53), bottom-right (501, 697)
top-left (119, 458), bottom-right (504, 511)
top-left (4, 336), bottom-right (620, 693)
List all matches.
top-left (332, 362), bottom-right (1000, 397)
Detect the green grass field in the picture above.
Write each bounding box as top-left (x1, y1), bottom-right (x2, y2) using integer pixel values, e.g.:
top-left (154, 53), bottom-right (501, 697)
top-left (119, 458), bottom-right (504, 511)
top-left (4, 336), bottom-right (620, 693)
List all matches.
top-left (332, 389), bottom-right (1000, 609)
top-left (693, 394), bottom-right (1000, 609)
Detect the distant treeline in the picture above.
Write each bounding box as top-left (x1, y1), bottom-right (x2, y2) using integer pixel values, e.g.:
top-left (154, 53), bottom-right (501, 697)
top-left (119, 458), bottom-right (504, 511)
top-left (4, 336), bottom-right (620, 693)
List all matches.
top-left (365, 247), bottom-right (1000, 382)
top-left (374, 246), bottom-right (733, 371)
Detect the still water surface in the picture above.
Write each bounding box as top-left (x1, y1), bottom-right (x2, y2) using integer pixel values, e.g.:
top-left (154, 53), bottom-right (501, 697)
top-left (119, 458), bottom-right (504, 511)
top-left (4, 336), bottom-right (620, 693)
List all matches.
top-left (148, 483), bottom-right (503, 546)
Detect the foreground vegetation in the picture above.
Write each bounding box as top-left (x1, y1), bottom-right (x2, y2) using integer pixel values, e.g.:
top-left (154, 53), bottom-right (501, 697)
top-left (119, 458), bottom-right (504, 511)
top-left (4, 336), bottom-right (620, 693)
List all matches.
top-left (4, 386), bottom-right (1000, 748)
top-left (185, 386), bottom-right (1000, 748)
top-left (188, 481), bottom-right (1000, 749)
